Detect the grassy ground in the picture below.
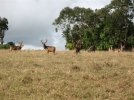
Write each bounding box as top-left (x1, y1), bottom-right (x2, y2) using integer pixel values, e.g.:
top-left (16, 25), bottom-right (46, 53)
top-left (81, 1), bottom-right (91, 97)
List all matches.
top-left (0, 50), bottom-right (134, 100)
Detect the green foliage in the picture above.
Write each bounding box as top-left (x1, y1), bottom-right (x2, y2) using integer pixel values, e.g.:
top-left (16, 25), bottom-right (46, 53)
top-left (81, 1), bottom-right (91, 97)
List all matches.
top-left (127, 36), bottom-right (134, 46)
top-left (53, 0), bottom-right (134, 50)
top-left (7, 42), bottom-right (15, 45)
top-left (0, 44), bottom-right (10, 49)
top-left (0, 17), bottom-right (8, 30)
top-left (0, 41), bottom-right (14, 49)
top-left (0, 17), bottom-right (8, 44)
top-left (65, 43), bottom-right (73, 50)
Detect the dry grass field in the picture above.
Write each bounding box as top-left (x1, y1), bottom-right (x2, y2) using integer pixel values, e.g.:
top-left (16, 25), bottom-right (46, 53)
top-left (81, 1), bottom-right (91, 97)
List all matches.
top-left (0, 50), bottom-right (134, 100)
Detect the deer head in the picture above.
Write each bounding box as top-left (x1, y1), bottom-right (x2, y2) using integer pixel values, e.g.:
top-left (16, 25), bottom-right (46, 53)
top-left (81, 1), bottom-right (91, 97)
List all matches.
top-left (17, 41), bottom-right (24, 47)
top-left (41, 40), bottom-right (47, 49)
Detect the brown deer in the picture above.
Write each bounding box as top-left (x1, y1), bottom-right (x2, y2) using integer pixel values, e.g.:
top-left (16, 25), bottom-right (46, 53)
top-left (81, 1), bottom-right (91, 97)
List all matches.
top-left (74, 40), bottom-right (82, 54)
top-left (9, 41), bottom-right (24, 51)
top-left (41, 40), bottom-right (56, 54)
top-left (87, 45), bottom-right (96, 52)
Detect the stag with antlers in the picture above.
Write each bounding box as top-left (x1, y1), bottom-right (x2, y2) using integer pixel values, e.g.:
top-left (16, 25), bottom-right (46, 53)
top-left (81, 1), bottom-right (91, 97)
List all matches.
top-left (41, 40), bottom-right (56, 54)
top-left (9, 41), bottom-right (24, 51)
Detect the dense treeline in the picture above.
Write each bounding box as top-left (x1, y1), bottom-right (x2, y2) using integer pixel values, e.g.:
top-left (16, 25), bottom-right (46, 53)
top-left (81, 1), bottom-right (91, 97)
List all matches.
top-left (53, 0), bottom-right (134, 50)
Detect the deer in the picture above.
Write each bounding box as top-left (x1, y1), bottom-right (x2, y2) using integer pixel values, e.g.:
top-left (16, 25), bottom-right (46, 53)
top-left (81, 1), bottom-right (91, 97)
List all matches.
top-left (41, 40), bottom-right (56, 54)
top-left (113, 47), bottom-right (124, 52)
top-left (9, 41), bottom-right (24, 51)
top-left (75, 45), bottom-right (81, 54)
top-left (74, 40), bottom-right (82, 54)
top-left (87, 45), bottom-right (96, 52)
top-left (109, 45), bottom-right (125, 52)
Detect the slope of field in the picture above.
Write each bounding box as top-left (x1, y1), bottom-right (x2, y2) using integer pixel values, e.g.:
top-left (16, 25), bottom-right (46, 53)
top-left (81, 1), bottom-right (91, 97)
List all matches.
top-left (0, 50), bottom-right (134, 100)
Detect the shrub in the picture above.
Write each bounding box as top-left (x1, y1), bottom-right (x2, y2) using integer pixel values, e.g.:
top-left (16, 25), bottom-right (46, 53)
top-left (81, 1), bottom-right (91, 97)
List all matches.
top-left (65, 43), bottom-right (74, 50)
top-left (7, 42), bottom-right (15, 46)
top-left (0, 44), bottom-right (10, 49)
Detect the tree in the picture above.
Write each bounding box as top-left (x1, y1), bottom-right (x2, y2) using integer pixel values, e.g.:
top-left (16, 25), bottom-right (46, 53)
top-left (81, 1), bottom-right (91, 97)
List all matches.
top-left (0, 17), bottom-right (8, 44)
top-left (107, 0), bottom-right (134, 49)
top-left (94, 0), bottom-right (134, 50)
top-left (53, 7), bottom-right (94, 49)
top-left (53, 0), bottom-right (134, 51)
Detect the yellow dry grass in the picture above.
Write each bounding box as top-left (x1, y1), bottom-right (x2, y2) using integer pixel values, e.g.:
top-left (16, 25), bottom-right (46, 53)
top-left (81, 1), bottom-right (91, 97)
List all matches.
top-left (0, 50), bottom-right (134, 100)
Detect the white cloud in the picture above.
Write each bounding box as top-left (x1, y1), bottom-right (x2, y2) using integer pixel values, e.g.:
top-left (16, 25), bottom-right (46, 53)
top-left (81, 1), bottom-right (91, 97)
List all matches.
top-left (70, 0), bottom-right (111, 9)
top-left (22, 44), bottom-right (42, 50)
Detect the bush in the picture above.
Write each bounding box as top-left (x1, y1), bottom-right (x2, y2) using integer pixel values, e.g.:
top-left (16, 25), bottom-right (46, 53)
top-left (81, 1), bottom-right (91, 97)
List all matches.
top-left (7, 42), bottom-right (15, 46)
top-left (65, 43), bottom-right (74, 50)
top-left (0, 44), bottom-right (10, 49)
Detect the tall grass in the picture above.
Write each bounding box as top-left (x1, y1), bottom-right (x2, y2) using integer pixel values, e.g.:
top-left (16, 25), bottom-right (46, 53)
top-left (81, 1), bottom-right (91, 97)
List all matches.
top-left (0, 50), bottom-right (134, 100)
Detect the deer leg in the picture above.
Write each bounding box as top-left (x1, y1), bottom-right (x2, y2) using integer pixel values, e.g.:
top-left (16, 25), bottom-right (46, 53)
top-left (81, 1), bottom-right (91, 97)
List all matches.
top-left (47, 50), bottom-right (49, 54)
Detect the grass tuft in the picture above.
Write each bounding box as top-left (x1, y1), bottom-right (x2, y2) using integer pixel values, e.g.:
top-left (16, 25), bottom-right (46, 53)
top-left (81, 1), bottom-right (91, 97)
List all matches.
top-left (71, 65), bottom-right (81, 72)
top-left (22, 76), bottom-right (33, 84)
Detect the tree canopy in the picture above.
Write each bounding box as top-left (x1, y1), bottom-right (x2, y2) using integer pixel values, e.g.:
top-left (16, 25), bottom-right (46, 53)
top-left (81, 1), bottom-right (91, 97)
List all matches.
top-left (0, 17), bottom-right (8, 44)
top-left (53, 0), bottom-right (134, 50)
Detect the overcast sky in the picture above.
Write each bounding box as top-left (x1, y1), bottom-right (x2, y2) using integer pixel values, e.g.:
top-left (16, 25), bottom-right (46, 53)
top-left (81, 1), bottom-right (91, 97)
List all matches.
top-left (0, 0), bottom-right (111, 50)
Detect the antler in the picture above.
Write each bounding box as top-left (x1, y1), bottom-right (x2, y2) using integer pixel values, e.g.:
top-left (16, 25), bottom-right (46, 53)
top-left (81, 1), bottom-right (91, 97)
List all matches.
top-left (16, 41), bottom-right (22, 46)
top-left (41, 40), bottom-right (47, 44)
top-left (17, 41), bottom-right (23, 46)
top-left (45, 40), bottom-right (47, 44)
top-left (20, 41), bottom-right (23, 44)
top-left (41, 40), bottom-right (44, 44)
top-left (17, 41), bottom-right (23, 43)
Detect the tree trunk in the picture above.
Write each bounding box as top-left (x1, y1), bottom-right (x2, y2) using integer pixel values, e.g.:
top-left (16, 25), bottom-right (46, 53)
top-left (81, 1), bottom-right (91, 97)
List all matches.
top-left (0, 30), bottom-right (4, 44)
top-left (0, 37), bottom-right (4, 44)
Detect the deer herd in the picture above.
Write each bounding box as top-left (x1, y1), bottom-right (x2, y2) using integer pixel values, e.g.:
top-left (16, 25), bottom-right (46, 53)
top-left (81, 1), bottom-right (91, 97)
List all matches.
top-left (9, 40), bottom-right (56, 54)
top-left (8, 40), bottom-right (127, 54)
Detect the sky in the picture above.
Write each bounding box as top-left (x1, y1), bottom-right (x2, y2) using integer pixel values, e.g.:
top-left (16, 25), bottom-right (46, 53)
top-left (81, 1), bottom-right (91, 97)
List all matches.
top-left (0, 0), bottom-right (111, 50)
